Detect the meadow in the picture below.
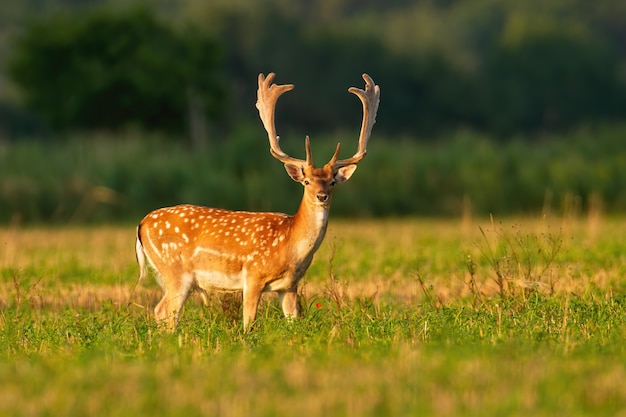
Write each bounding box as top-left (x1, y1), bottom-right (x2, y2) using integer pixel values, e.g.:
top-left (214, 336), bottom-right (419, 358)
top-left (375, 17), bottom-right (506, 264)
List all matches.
top-left (1, 214), bottom-right (626, 416)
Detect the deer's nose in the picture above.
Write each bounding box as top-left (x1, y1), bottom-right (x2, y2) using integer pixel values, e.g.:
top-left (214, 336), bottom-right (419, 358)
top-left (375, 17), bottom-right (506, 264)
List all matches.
top-left (316, 192), bottom-right (329, 203)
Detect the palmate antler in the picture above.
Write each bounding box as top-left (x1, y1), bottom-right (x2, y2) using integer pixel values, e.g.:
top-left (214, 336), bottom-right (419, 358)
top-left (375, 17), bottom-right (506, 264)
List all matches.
top-left (255, 73), bottom-right (304, 165)
top-left (256, 72), bottom-right (380, 168)
top-left (334, 74), bottom-right (380, 168)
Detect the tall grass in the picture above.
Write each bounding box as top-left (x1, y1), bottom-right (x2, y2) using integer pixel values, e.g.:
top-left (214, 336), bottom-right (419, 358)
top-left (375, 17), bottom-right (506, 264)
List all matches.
top-left (1, 215), bottom-right (626, 416)
top-left (2, 124), bottom-right (626, 223)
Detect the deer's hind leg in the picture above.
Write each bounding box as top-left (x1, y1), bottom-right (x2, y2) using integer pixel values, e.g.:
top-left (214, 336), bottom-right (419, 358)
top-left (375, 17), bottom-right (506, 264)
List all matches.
top-left (154, 272), bottom-right (194, 330)
top-left (279, 289), bottom-right (299, 319)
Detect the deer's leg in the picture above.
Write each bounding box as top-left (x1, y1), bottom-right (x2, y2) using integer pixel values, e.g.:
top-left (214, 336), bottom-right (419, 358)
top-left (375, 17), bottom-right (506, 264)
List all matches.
top-left (279, 289), bottom-right (299, 319)
top-left (198, 289), bottom-right (210, 307)
top-left (155, 293), bottom-right (181, 330)
top-left (154, 273), bottom-right (193, 330)
top-left (242, 280), bottom-right (263, 331)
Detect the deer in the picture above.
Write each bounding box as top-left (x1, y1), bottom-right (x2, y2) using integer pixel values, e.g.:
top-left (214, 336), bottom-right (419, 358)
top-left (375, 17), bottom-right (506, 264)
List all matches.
top-left (135, 72), bottom-right (380, 331)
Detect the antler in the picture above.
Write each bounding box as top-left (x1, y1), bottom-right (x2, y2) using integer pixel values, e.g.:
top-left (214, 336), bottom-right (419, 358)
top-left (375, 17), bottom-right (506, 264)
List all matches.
top-left (256, 73), bottom-right (311, 166)
top-left (256, 72), bottom-right (380, 169)
top-left (333, 73), bottom-right (380, 168)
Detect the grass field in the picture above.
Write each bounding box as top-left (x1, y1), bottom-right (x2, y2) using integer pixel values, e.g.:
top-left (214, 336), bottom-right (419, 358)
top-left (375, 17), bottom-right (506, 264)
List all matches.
top-left (1, 214), bottom-right (626, 416)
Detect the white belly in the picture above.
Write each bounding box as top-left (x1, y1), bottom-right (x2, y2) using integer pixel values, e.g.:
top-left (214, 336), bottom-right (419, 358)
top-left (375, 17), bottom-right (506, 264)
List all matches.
top-left (193, 269), bottom-right (245, 291)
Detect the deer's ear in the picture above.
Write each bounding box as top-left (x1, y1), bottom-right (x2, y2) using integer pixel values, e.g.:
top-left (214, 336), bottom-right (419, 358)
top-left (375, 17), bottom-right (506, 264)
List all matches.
top-left (335, 164), bottom-right (357, 183)
top-left (284, 163), bottom-right (305, 182)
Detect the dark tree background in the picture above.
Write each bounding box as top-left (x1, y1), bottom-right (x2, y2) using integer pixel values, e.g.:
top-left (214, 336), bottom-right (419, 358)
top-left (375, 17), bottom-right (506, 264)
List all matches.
top-left (6, 7), bottom-right (223, 137)
top-left (1, 1), bottom-right (626, 222)
top-left (1, 0), bottom-right (625, 140)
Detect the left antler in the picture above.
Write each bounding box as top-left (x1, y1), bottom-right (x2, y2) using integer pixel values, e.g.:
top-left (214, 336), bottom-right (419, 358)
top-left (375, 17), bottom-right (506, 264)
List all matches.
top-left (333, 73), bottom-right (380, 168)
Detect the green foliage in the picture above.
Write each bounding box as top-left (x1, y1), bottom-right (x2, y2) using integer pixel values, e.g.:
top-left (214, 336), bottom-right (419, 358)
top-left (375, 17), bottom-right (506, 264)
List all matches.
top-left (480, 21), bottom-right (624, 134)
top-left (198, 3), bottom-right (473, 137)
top-left (3, 124), bottom-right (626, 223)
top-left (4, 0), bottom-right (626, 138)
top-left (7, 7), bottom-right (224, 133)
top-left (194, 0), bottom-right (626, 137)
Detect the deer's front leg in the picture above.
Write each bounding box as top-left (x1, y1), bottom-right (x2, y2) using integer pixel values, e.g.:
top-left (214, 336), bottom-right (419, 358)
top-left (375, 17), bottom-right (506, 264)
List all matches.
top-left (242, 279), bottom-right (263, 331)
top-left (279, 289), bottom-right (299, 319)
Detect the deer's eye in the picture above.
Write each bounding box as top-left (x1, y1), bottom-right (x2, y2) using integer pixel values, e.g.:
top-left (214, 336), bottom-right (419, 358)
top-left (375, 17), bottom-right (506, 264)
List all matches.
top-left (304, 180), bottom-right (310, 186)
top-left (330, 180), bottom-right (337, 187)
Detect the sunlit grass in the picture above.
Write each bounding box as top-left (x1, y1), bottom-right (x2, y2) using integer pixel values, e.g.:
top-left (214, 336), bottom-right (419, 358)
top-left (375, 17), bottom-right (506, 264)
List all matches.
top-left (1, 215), bottom-right (626, 416)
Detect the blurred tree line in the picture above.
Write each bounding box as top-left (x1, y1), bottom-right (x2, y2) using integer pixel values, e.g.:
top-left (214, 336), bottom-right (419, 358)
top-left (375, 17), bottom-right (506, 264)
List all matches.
top-left (1, 0), bottom-right (626, 142)
top-left (3, 125), bottom-right (626, 223)
top-left (2, 0), bottom-right (626, 221)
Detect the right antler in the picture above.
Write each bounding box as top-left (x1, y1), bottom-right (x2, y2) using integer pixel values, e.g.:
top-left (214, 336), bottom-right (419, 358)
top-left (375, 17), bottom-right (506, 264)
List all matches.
top-left (256, 73), bottom-right (311, 166)
top-left (333, 73), bottom-right (380, 168)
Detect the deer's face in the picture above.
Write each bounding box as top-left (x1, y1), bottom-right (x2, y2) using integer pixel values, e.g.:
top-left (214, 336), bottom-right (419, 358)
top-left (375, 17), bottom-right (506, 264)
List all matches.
top-left (284, 162), bottom-right (357, 208)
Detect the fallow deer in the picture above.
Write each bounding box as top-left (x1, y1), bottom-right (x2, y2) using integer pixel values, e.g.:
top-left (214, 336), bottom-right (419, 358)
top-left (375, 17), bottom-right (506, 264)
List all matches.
top-left (135, 72), bottom-right (380, 330)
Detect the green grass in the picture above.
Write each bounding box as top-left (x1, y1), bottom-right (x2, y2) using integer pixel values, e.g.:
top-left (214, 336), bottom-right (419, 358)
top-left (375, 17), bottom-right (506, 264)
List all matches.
top-left (1, 216), bottom-right (626, 416)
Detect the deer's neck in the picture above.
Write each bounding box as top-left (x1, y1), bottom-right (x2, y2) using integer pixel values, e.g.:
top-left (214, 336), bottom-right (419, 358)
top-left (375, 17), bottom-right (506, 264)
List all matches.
top-left (291, 198), bottom-right (330, 257)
